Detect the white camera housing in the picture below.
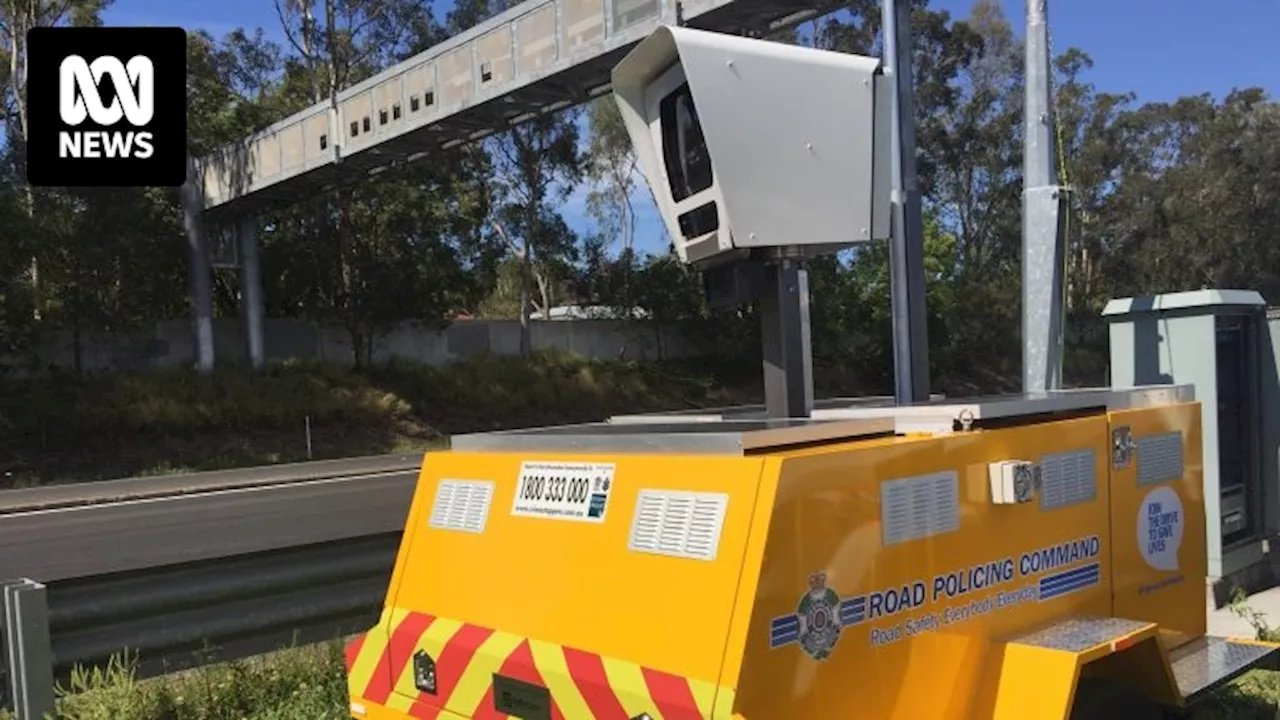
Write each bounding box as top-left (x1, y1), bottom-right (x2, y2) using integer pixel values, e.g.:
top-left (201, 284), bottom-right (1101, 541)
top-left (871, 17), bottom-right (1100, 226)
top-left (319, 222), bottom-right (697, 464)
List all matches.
top-left (611, 25), bottom-right (892, 268)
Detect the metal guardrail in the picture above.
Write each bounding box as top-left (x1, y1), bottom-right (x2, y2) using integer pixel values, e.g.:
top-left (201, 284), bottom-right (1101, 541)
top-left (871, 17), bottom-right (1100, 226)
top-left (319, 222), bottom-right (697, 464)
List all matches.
top-left (1, 454), bottom-right (421, 584)
top-left (0, 452), bottom-right (424, 514)
top-left (3, 534), bottom-right (401, 719)
top-left (0, 453), bottom-right (425, 718)
top-left (2, 580), bottom-right (54, 718)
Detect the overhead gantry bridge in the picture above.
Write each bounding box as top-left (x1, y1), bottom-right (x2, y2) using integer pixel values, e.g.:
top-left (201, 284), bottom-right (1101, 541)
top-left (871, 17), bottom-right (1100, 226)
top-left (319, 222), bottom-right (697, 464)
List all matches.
top-left (183, 0), bottom-right (835, 371)
top-left (194, 0), bottom-right (833, 220)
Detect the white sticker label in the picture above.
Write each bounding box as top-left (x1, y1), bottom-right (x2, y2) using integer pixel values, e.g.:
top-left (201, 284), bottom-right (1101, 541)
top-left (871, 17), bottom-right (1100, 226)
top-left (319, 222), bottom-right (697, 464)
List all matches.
top-left (1138, 486), bottom-right (1184, 571)
top-left (512, 461), bottom-right (615, 523)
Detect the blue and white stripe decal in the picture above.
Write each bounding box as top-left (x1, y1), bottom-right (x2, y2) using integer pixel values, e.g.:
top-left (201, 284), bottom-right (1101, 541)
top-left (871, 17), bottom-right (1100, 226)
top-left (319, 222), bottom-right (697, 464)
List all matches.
top-left (838, 595), bottom-right (867, 626)
top-left (769, 615), bottom-right (800, 647)
top-left (1038, 562), bottom-right (1101, 601)
top-left (769, 595), bottom-right (868, 649)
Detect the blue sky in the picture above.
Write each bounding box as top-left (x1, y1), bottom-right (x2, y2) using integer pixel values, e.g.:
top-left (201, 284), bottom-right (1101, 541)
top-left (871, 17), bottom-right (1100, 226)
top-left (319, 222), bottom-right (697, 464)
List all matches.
top-left (103, 0), bottom-right (1280, 256)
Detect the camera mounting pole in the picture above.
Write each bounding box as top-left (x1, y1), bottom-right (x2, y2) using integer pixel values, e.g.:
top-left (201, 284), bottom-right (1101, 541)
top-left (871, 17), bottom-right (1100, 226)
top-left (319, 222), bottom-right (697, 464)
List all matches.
top-left (1022, 0), bottom-right (1069, 393)
top-left (760, 253), bottom-right (812, 419)
top-left (882, 0), bottom-right (931, 405)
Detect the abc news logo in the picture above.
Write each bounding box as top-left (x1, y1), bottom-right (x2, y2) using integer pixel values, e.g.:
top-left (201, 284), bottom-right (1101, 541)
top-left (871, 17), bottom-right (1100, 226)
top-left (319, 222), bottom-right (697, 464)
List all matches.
top-left (58, 55), bottom-right (156, 160)
top-left (27, 26), bottom-right (187, 188)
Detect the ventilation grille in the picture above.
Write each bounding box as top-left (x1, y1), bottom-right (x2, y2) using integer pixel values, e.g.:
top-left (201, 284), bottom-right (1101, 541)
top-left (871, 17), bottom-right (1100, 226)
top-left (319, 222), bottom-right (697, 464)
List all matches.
top-left (628, 490), bottom-right (729, 561)
top-left (1039, 449), bottom-right (1097, 510)
top-left (1137, 432), bottom-right (1184, 486)
top-left (880, 471), bottom-right (960, 546)
top-left (428, 480), bottom-right (495, 533)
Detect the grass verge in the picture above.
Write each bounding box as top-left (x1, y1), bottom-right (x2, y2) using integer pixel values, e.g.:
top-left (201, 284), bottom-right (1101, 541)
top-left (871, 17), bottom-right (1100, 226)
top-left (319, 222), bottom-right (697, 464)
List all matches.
top-left (0, 641), bottom-right (351, 720)
top-left (0, 351), bottom-right (785, 488)
top-left (1193, 591), bottom-right (1280, 719)
top-left (0, 630), bottom-right (1275, 720)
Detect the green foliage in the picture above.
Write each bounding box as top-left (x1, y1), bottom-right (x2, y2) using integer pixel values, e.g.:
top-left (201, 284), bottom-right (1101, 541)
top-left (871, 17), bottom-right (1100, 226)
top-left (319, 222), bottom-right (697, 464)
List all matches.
top-left (0, 353), bottom-right (775, 486)
top-left (0, 630), bottom-right (1273, 720)
top-left (7, 642), bottom-right (351, 720)
top-left (0, 0), bottom-right (1278, 389)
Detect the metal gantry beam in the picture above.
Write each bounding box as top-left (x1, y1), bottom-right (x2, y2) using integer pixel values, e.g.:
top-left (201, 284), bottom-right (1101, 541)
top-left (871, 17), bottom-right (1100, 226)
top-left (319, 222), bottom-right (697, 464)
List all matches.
top-left (194, 0), bottom-right (838, 220)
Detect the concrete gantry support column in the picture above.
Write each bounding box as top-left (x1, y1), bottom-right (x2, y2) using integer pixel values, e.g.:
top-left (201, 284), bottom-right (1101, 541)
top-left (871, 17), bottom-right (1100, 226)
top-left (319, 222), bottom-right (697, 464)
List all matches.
top-left (238, 216), bottom-right (265, 369)
top-left (181, 157), bottom-right (215, 373)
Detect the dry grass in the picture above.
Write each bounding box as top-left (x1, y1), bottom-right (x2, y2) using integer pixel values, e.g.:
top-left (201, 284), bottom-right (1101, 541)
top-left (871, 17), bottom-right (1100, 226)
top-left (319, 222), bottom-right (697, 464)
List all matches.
top-left (0, 642), bottom-right (350, 720)
top-left (0, 351), bottom-right (768, 488)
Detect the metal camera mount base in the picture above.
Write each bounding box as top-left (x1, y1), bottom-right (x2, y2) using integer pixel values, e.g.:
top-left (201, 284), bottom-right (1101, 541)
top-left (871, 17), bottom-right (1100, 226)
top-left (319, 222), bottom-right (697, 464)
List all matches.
top-left (702, 252), bottom-right (813, 420)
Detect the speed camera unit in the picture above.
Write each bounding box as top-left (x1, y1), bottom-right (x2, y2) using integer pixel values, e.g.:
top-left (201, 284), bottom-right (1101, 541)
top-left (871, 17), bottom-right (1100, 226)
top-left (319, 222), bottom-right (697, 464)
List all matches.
top-left (610, 25), bottom-right (892, 268)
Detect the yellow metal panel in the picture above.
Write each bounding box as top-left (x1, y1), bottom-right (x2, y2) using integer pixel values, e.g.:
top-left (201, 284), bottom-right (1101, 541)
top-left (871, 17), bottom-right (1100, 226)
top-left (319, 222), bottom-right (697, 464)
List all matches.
top-left (715, 454), bottom-right (786, 700)
top-left (734, 416), bottom-right (1113, 719)
top-left (381, 458), bottom-right (440, 618)
top-left (1108, 402), bottom-right (1207, 648)
top-left (388, 451), bottom-right (766, 684)
top-left (1079, 634), bottom-right (1181, 707)
top-left (987, 642), bottom-right (1078, 720)
top-left (350, 398), bottom-right (1232, 719)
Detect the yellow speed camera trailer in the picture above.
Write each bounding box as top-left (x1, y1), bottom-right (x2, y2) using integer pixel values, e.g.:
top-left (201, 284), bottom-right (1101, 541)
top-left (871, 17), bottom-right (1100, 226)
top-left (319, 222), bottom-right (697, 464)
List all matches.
top-left (343, 387), bottom-right (1280, 720)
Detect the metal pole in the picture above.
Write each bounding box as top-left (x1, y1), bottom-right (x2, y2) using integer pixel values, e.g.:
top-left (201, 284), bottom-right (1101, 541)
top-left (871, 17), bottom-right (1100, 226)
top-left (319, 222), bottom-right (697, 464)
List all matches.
top-left (798, 268), bottom-right (814, 414)
top-left (1022, 0), bottom-right (1068, 393)
top-left (882, 0), bottom-right (931, 404)
top-left (181, 158), bottom-right (215, 373)
top-left (238, 216), bottom-right (266, 370)
top-left (3, 579), bottom-right (54, 720)
top-left (760, 258), bottom-right (810, 419)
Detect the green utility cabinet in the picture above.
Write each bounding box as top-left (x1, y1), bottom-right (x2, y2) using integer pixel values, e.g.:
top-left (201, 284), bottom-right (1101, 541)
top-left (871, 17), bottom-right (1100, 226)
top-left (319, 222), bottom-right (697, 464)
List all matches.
top-left (1104, 289), bottom-right (1273, 600)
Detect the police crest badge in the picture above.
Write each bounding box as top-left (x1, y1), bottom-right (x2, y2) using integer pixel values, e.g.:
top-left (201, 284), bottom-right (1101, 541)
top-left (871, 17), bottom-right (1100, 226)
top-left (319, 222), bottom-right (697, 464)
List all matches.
top-left (796, 572), bottom-right (842, 660)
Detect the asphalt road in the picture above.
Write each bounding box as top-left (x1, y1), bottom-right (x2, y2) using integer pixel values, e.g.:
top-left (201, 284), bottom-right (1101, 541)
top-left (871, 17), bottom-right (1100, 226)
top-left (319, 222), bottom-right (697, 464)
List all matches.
top-left (0, 470), bottom-right (418, 583)
top-left (0, 453), bottom-right (422, 513)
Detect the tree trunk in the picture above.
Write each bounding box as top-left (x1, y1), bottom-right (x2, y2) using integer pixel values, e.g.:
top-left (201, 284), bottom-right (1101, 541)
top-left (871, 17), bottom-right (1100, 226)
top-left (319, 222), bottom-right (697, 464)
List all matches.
top-left (9, 6), bottom-right (38, 321)
top-left (519, 235), bottom-right (532, 357)
top-left (72, 252), bottom-right (82, 374)
top-left (348, 324), bottom-right (364, 369)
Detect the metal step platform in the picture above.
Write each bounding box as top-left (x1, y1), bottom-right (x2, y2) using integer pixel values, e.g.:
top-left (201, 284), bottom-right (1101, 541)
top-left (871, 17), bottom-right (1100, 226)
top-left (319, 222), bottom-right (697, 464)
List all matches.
top-left (995, 616), bottom-right (1280, 710)
top-left (1169, 635), bottom-right (1280, 702)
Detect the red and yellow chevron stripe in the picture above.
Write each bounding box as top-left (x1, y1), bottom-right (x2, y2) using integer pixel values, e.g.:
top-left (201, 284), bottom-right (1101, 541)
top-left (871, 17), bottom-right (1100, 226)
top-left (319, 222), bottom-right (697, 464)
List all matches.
top-left (346, 608), bottom-right (736, 720)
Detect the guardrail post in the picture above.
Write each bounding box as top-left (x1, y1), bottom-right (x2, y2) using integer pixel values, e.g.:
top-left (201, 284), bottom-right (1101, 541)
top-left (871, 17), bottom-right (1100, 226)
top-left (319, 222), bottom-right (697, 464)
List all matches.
top-left (3, 579), bottom-right (55, 720)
